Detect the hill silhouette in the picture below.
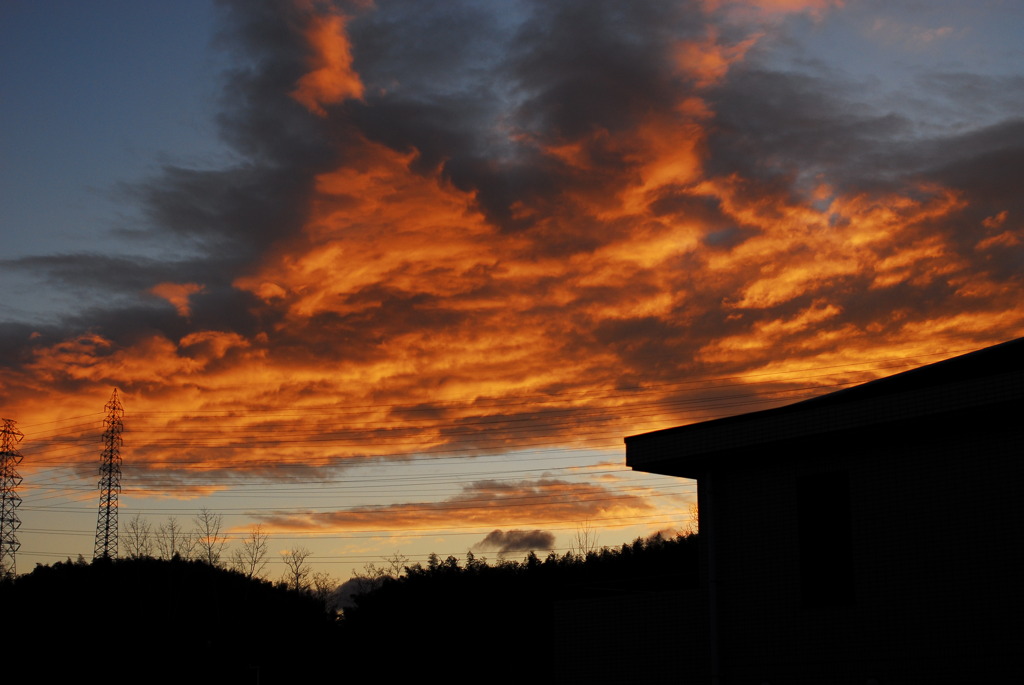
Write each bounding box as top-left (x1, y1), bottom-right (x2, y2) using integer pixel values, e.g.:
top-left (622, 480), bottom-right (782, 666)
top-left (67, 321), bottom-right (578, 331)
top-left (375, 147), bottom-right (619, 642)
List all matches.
top-left (5, 534), bottom-right (699, 681)
top-left (2, 556), bottom-right (336, 684)
top-left (341, 533), bottom-right (699, 675)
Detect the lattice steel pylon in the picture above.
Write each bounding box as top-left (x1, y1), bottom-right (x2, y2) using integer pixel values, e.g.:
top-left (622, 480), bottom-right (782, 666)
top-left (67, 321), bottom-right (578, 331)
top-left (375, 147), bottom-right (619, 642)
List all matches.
top-left (1, 418), bottom-right (25, 578)
top-left (94, 389), bottom-right (124, 560)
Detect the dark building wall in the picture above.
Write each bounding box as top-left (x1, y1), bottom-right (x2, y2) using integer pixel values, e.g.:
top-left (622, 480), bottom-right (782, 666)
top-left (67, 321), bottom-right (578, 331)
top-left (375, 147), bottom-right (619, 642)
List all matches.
top-left (554, 589), bottom-right (709, 684)
top-left (708, 401), bottom-right (1024, 684)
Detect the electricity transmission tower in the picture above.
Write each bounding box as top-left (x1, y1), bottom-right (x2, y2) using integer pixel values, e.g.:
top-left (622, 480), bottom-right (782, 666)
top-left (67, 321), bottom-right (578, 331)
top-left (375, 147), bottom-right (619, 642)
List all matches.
top-left (94, 389), bottom-right (124, 560)
top-left (0, 418), bottom-right (25, 578)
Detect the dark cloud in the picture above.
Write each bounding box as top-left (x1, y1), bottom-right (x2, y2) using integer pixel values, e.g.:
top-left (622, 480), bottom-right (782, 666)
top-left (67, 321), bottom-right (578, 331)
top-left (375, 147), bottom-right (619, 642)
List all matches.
top-left (2, 254), bottom-right (188, 293)
top-left (911, 72), bottom-right (1024, 127)
top-left (473, 529), bottom-right (556, 554)
top-left (509, 0), bottom-right (699, 139)
top-left (925, 120), bottom-right (1024, 198)
top-left (131, 166), bottom-right (317, 256)
top-left (704, 52), bottom-right (1024, 206)
top-left (704, 66), bottom-right (913, 194)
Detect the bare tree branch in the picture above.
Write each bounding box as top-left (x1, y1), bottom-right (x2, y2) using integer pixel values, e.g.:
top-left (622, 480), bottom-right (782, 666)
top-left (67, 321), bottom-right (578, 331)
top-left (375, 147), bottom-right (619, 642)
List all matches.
top-left (311, 570), bottom-right (338, 609)
top-left (686, 502), bottom-right (699, 536)
top-left (281, 546), bottom-right (312, 592)
top-left (230, 525), bottom-right (270, 579)
top-left (194, 508), bottom-right (227, 567)
top-left (156, 516), bottom-right (195, 560)
top-left (123, 513), bottom-right (153, 559)
top-left (571, 520), bottom-right (600, 558)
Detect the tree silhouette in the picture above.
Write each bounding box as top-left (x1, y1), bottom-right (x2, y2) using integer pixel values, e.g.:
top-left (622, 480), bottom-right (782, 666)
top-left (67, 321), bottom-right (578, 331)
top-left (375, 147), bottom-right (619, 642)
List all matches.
top-left (230, 524), bottom-right (269, 579)
top-left (193, 508), bottom-right (227, 567)
top-left (281, 546), bottom-right (312, 591)
top-left (156, 516), bottom-right (194, 559)
top-left (341, 532), bottom-right (700, 676)
top-left (122, 513), bottom-right (153, 559)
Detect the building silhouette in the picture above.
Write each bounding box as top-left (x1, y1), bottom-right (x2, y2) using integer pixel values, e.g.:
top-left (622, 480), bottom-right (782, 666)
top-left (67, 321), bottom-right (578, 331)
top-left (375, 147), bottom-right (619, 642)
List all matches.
top-left (626, 337), bottom-right (1024, 683)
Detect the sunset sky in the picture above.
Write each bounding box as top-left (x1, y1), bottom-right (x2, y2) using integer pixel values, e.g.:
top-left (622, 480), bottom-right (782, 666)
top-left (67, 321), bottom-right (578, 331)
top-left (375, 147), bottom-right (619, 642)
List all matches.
top-left (2, 0), bottom-right (1023, 581)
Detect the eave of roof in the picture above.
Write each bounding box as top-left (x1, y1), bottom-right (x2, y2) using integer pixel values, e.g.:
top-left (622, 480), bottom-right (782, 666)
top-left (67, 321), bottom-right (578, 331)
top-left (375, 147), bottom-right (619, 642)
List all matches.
top-left (625, 337), bottom-right (1024, 479)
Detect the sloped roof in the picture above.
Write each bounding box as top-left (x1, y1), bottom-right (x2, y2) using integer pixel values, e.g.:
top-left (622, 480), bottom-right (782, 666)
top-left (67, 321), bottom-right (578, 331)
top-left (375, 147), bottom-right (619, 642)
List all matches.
top-left (625, 337), bottom-right (1024, 478)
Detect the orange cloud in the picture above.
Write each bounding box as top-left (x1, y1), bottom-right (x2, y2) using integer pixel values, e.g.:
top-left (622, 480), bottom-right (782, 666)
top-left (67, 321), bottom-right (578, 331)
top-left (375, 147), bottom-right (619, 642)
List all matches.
top-left (702, 0), bottom-right (843, 20)
top-left (255, 479), bottom-right (678, 533)
top-left (982, 210), bottom-right (1008, 230)
top-left (976, 231), bottom-right (1021, 251)
top-left (674, 30), bottom-right (762, 89)
top-left (235, 142), bottom-right (498, 319)
top-left (290, 12), bottom-right (364, 115)
top-left (150, 282), bottom-right (204, 317)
